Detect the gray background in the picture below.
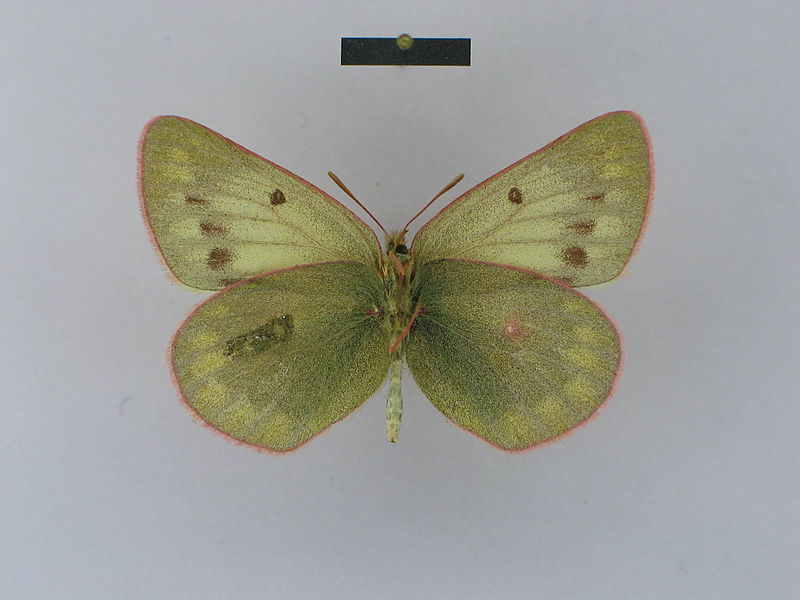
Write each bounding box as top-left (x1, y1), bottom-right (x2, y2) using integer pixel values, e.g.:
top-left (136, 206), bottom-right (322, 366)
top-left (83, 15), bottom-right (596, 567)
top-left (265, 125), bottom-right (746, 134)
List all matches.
top-left (2, 2), bottom-right (798, 598)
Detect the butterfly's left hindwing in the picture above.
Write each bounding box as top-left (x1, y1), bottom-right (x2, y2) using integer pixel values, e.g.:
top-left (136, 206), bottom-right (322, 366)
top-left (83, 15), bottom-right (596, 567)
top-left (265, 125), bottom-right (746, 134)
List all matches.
top-left (406, 259), bottom-right (620, 450)
top-left (171, 261), bottom-right (391, 451)
top-left (140, 117), bottom-right (382, 291)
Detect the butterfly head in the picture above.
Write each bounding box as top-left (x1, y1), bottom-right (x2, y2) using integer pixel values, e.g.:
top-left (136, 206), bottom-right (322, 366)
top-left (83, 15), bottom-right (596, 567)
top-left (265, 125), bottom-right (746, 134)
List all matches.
top-left (385, 231), bottom-right (410, 262)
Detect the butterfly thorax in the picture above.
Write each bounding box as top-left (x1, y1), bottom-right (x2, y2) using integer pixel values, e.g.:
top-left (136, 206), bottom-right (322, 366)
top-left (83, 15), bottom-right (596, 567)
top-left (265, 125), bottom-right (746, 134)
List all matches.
top-left (383, 231), bottom-right (414, 353)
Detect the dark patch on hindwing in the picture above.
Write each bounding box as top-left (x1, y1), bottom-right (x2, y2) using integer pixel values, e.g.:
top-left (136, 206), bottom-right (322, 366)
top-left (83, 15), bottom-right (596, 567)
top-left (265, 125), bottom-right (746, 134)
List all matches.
top-left (185, 195), bottom-right (206, 205)
top-left (508, 187), bottom-right (523, 204)
top-left (223, 315), bottom-right (294, 357)
top-left (270, 189), bottom-right (286, 205)
top-left (585, 193), bottom-right (605, 203)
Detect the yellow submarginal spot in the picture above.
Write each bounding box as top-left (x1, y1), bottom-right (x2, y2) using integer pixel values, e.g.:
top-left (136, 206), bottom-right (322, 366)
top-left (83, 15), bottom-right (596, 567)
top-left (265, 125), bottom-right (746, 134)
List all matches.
top-left (601, 163), bottom-right (629, 179)
top-left (185, 331), bottom-right (221, 352)
top-left (162, 148), bottom-right (191, 162)
top-left (192, 380), bottom-right (227, 413)
top-left (258, 409), bottom-right (301, 448)
top-left (532, 396), bottom-right (569, 432)
top-left (561, 298), bottom-right (585, 313)
top-left (499, 406), bottom-right (533, 447)
top-left (199, 301), bottom-right (230, 319)
top-left (564, 377), bottom-right (599, 412)
top-left (186, 351), bottom-right (227, 379)
top-left (574, 324), bottom-right (599, 344)
top-left (216, 400), bottom-right (256, 436)
top-left (602, 146), bottom-right (628, 161)
top-left (562, 347), bottom-right (601, 371)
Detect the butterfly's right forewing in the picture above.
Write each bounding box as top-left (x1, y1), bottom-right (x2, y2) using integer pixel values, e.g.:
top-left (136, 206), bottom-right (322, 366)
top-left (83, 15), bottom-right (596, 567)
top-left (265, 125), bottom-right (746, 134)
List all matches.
top-left (411, 112), bottom-right (652, 287)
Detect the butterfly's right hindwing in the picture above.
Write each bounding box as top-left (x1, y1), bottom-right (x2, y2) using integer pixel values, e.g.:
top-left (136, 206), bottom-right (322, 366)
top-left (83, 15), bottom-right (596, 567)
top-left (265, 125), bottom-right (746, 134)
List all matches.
top-left (171, 261), bottom-right (391, 451)
top-left (406, 259), bottom-right (620, 450)
top-left (140, 117), bottom-right (382, 291)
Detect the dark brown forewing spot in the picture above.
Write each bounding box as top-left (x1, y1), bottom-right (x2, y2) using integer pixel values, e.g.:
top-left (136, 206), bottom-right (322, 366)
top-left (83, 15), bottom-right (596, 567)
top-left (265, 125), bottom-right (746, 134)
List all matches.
top-left (508, 187), bottom-right (523, 204)
top-left (185, 195), bottom-right (206, 205)
top-left (270, 189), bottom-right (286, 205)
top-left (567, 219), bottom-right (596, 235)
top-left (207, 248), bottom-right (232, 271)
top-left (200, 221), bottom-right (227, 237)
top-left (562, 246), bottom-right (588, 268)
top-left (585, 193), bottom-right (605, 203)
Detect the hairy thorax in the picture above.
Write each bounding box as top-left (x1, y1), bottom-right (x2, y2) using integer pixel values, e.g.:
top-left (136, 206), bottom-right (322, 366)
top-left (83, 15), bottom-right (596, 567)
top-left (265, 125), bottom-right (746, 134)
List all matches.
top-left (383, 231), bottom-right (416, 352)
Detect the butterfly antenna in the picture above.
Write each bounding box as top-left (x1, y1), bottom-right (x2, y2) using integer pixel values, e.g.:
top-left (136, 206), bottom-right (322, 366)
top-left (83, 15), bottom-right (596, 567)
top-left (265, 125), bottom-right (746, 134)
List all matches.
top-left (328, 171), bottom-right (387, 235)
top-left (403, 173), bottom-right (464, 233)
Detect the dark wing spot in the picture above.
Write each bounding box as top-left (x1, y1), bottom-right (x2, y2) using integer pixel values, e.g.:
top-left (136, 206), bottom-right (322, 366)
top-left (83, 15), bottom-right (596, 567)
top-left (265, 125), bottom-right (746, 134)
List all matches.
top-left (562, 246), bottom-right (588, 268)
top-left (223, 315), bottom-right (294, 357)
top-left (185, 195), bottom-right (206, 205)
top-left (200, 221), bottom-right (227, 237)
top-left (567, 219), bottom-right (596, 235)
top-left (270, 189), bottom-right (286, 205)
top-left (508, 187), bottom-right (523, 204)
top-left (207, 248), bottom-right (232, 270)
top-left (585, 193), bottom-right (605, 203)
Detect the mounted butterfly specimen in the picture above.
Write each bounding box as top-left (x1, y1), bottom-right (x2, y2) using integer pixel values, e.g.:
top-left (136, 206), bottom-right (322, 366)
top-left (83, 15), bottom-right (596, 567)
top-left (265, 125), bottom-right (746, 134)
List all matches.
top-left (139, 112), bottom-right (652, 452)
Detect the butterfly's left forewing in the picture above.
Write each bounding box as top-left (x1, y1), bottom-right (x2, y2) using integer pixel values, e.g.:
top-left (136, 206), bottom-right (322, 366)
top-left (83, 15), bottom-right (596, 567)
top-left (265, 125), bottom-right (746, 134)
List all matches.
top-left (140, 116), bottom-right (382, 291)
top-left (406, 259), bottom-right (620, 450)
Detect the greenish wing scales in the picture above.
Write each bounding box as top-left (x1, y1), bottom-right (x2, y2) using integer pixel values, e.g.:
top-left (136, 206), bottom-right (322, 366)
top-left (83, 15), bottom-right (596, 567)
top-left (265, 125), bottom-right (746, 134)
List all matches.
top-left (171, 261), bottom-right (391, 451)
top-left (140, 116), bottom-right (382, 291)
top-left (411, 112), bottom-right (652, 287)
top-left (406, 259), bottom-right (621, 450)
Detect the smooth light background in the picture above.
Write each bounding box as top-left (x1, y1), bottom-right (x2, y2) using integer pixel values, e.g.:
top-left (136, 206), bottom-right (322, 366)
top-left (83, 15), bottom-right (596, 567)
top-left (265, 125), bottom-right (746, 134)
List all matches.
top-left (2, 2), bottom-right (797, 599)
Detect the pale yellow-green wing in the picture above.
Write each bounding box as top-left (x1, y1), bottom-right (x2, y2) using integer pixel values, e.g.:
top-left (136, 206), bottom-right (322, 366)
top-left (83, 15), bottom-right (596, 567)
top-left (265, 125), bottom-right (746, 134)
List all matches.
top-left (139, 116), bottom-right (382, 291)
top-left (411, 112), bottom-right (652, 287)
top-left (171, 261), bottom-right (391, 451)
top-left (406, 259), bottom-right (620, 451)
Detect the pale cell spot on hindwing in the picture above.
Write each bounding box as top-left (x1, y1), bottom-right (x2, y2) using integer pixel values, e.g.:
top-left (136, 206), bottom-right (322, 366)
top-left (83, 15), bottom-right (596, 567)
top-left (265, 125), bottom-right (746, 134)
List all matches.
top-left (270, 189), bottom-right (286, 205)
top-left (562, 246), bottom-right (589, 268)
top-left (503, 313), bottom-right (530, 341)
top-left (199, 221), bottom-right (227, 237)
top-left (508, 187), bottom-right (523, 204)
top-left (207, 248), bottom-right (232, 271)
top-left (567, 219), bottom-right (596, 235)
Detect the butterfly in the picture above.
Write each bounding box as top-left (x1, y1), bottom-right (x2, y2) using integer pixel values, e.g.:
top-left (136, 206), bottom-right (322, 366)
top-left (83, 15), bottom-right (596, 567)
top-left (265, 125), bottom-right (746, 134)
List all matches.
top-left (139, 112), bottom-right (652, 452)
